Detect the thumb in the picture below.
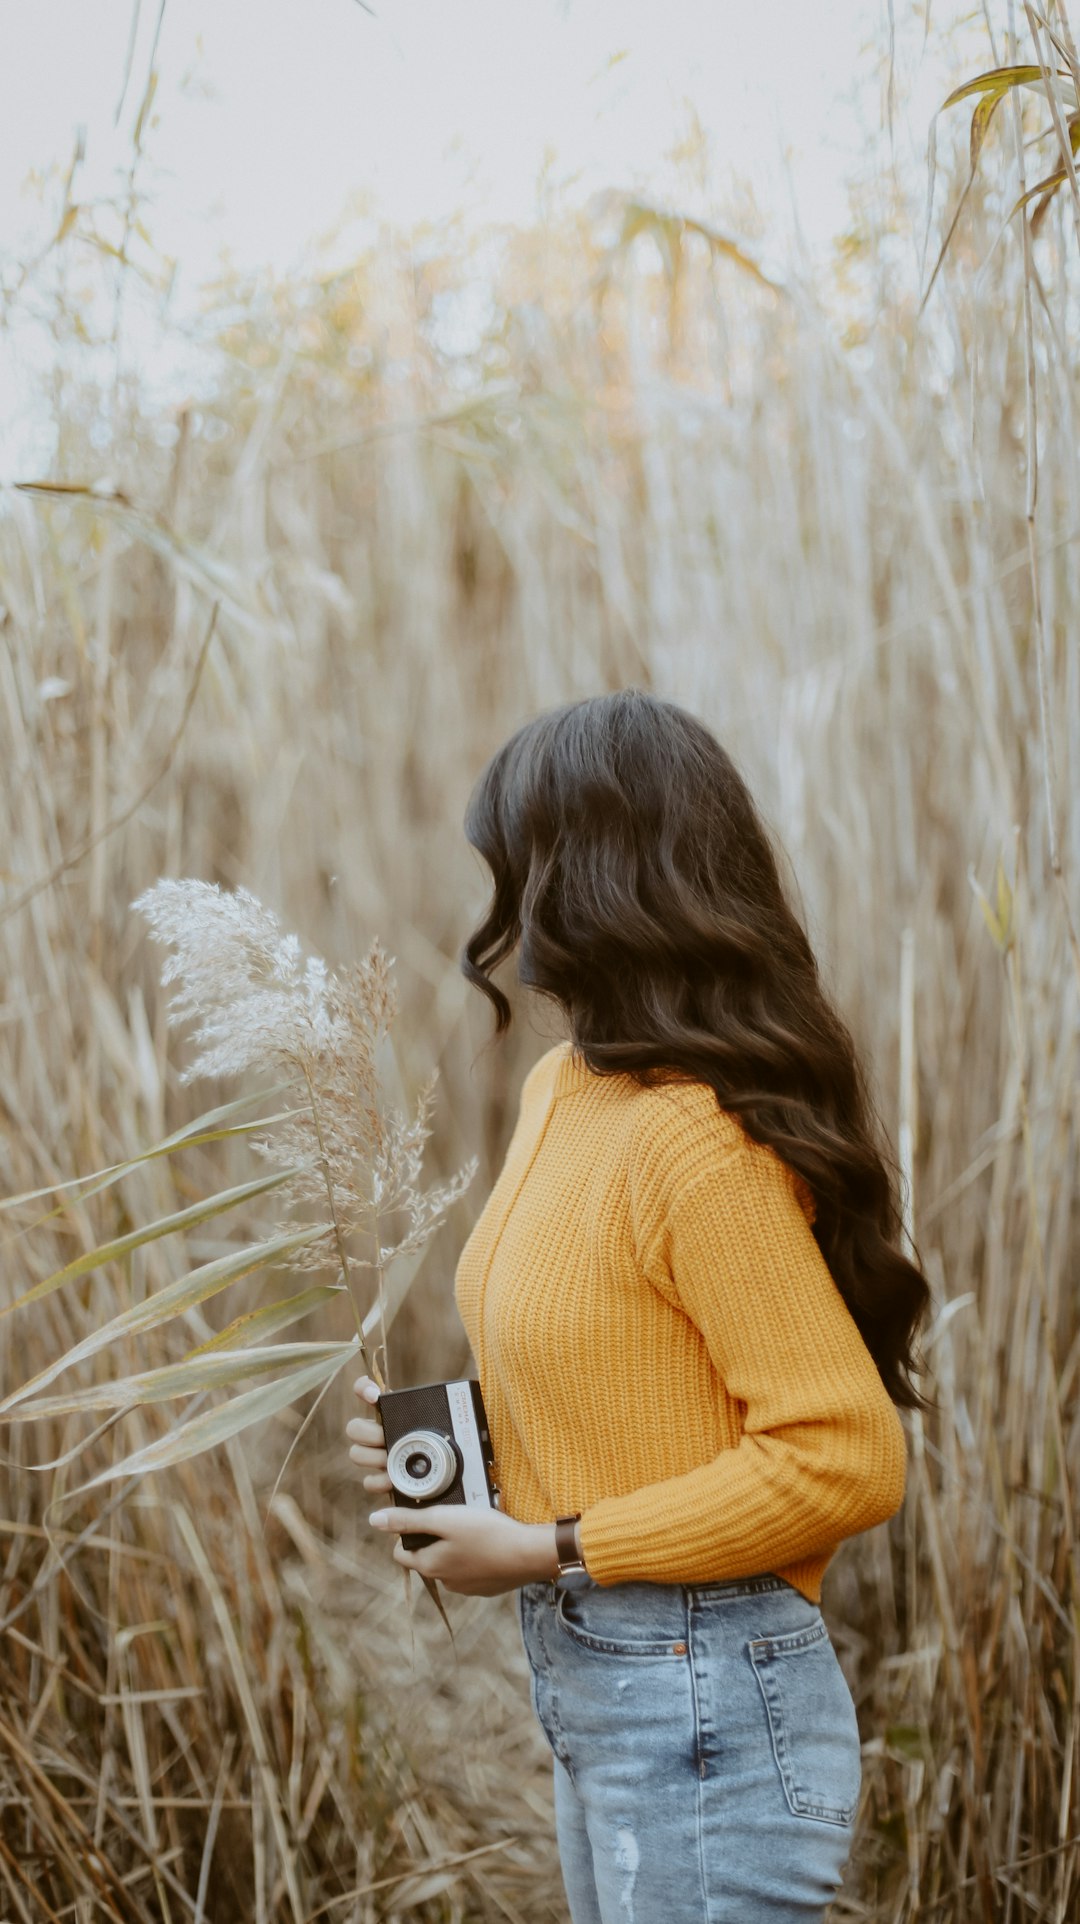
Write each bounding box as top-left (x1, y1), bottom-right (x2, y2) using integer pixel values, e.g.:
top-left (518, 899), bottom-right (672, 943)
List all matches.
top-left (367, 1507), bottom-right (407, 1532)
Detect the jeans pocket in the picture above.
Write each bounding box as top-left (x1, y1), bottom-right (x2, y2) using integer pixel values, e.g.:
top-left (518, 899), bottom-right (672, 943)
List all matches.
top-left (555, 1583), bottom-right (687, 1658)
top-left (748, 1617), bottom-right (862, 1826)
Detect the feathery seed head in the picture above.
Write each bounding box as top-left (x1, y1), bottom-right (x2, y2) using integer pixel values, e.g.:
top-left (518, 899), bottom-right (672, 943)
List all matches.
top-left (134, 879), bottom-right (476, 1284)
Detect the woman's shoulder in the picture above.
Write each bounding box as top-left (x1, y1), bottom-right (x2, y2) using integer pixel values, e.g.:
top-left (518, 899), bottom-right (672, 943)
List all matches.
top-left (627, 1073), bottom-right (748, 1179)
top-left (519, 1039), bottom-right (568, 1102)
top-left (516, 1044), bottom-right (813, 1223)
top-left (522, 1042), bottom-right (744, 1143)
top-left (627, 1074), bottom-right (817, 1227)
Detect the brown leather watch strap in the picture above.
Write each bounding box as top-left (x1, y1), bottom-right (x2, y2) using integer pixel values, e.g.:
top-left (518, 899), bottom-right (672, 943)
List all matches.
top-left (555, 1514), bottom-right (582, 1566)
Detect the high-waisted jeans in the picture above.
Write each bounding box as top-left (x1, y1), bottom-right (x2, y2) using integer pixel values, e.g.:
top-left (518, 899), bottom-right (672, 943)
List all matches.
top-left (517, 1571), bottom-right (862, 1924)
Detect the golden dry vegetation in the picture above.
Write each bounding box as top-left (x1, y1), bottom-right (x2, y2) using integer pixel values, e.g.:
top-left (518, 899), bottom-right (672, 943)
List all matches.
top-left (0, 11), bottom-right (1078, 1920)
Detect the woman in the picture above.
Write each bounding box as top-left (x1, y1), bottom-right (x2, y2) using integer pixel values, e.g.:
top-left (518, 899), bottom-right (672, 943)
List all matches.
top-left (346, 689), bottom-right (932, 1923)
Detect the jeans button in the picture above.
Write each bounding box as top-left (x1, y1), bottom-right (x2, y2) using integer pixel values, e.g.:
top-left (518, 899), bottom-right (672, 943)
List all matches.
top-left (672, 1640), bottom-right (687, 1654)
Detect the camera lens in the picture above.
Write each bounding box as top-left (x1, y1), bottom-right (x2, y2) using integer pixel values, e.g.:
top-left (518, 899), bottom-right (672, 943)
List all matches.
top-left (386, 1429), bottom-right (461, 1502)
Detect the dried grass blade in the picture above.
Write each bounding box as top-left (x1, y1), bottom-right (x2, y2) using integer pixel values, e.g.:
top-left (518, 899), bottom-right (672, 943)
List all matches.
top-left (359, 1240), bottom-right (429, 1342)
top-left (185, 1283), bottom-right (342, 1355)
top-left (1008, 118), bottom-right (1080, 223)
top-left (0, 1830), bottom-right (63, 1924)
top-left (172, 1507), bottom-right (305, 1922)
top-left (0, 1712), bottom-right (134, 1920)
top-left (1, 1165), bottom-right (310, 1318)
top-left (194, 1733), bottom-right (236, 1924)
top-left (13, 482), bottom-right (283, 639)
top-left (940, 61), bottom-right (1073, 112)
top-left (4, 1341), bottom-right (352, 1421)
top-left (0, 1083), bottom-right (299, 1217)
top-left (0, 1227), bottom-right (325, 1412)
top-left (66, 1345), bottom-right (356, 1493)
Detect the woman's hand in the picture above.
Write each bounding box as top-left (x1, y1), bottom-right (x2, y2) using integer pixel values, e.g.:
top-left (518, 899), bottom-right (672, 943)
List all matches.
top-left (345, 1374), bottom-right (392, 1494)
top-left (366, 1503), bottom-right (560, 1596)
top-left (346, 1372), bottom-right (562, 1595)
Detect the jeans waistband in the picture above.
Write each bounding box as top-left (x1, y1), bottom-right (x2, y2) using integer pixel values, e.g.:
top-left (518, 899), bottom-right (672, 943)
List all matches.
top-left (522, 1572), bottom-right (795, 1602)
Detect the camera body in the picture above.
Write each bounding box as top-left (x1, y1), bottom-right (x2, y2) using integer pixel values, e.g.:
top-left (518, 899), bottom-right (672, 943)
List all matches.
top-left (377, 1378), bottom-right (500, 1550)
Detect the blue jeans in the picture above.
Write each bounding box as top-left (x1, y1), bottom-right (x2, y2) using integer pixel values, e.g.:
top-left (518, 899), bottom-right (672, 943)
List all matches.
top-left (517, 1572), bottom-right (862, 1923)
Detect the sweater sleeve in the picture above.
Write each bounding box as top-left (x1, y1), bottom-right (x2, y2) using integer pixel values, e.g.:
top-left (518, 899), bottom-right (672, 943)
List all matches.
top-left (577, 1094), bottom-right (908, 1587)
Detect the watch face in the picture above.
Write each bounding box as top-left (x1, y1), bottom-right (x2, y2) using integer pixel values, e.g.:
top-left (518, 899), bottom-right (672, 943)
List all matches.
top-left (556, 1566), bottom-right (592, 1590)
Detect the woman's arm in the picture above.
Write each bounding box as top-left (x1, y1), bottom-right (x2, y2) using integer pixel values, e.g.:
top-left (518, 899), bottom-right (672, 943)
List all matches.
top-left (578, 1110), bottom-right (908, 1588)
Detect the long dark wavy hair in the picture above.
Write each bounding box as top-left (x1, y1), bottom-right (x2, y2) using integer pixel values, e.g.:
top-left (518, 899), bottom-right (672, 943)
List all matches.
top-left (461, 688), bottom-right (933, 1413)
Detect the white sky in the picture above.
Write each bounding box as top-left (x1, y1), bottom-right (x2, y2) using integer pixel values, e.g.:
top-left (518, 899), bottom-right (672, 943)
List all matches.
top-left (0, 0), bottom-right (979, 471)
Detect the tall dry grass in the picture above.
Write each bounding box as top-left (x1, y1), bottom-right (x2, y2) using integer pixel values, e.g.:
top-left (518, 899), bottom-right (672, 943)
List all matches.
top-left (0, 14), bottom-right (1078, 1919)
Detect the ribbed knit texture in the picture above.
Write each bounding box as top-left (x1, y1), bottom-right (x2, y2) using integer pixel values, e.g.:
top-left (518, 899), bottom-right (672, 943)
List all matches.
top-left (454, 1041), bottom-right (908, 1604)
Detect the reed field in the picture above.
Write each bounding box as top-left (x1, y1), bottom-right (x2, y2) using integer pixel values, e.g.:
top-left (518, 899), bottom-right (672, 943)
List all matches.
top-left (0, 7), bottom-right (1078, 1919)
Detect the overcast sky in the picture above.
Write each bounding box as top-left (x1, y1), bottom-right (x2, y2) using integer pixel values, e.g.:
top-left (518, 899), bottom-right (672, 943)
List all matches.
top-left (0, 0), bottom-right (978, 470)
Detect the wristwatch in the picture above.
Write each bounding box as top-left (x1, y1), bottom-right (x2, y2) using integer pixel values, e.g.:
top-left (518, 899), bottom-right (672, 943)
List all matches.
top-left (554, 1513), bottom-right (591, 1590)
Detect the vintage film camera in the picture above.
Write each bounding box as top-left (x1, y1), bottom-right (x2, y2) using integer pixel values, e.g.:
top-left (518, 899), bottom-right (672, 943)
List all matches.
top-left (377, 1379), bottom-right (500, 1550)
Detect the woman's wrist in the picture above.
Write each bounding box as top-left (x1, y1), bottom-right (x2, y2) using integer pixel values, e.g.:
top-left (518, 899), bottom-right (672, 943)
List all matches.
top-left (516, 1519), bottom-right (585, 1582)
top-left (516, 1523), bottom-right (561, 1581)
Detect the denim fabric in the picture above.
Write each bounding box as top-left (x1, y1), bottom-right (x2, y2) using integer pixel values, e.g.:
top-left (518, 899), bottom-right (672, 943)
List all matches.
top-left (517, 1572), bottom-right (862, 1923)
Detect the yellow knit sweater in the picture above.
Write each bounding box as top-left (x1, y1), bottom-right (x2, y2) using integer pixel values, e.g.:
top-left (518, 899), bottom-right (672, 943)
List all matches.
top-left (454, 1041), bottom-right (908, 1604)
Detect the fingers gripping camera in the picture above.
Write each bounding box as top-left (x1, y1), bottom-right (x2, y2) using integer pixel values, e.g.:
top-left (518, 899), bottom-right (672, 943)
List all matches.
top-left (377, 1379), bottom-right (501, 1550)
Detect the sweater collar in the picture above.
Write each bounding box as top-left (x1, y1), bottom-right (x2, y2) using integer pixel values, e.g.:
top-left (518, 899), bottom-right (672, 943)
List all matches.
top-left (550, 1040), bottom-right (651, 1098)
top-left (550, 1040), bottom-right (595, 1098)
top-left (549, 1039), bottom-right (699, 1100)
